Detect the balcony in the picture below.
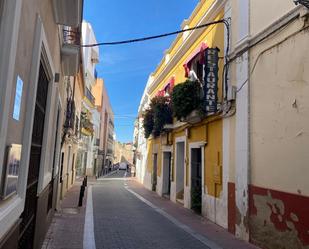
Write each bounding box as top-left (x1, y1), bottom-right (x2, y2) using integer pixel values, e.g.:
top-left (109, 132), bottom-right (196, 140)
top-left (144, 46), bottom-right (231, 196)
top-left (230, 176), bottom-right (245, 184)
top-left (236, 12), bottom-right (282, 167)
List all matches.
top-left (85, 87), bottom-right (95, 106)
top-left (64, 98), bottom-right (75, 131)
top-left (80, 111), bottom-right (94, 136)
top-left (52, 0), bottom-right (83, 27)
top-left (95, 138), bottom-right (100, 146)
top-left (108, 134), bottom-right (114, 141)
top-left (61, 27), bottom-right (80, 76)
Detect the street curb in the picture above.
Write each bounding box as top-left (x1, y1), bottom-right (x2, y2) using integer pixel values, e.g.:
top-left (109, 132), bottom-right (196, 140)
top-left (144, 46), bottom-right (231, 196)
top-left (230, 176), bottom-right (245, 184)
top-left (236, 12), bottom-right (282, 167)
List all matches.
top-left (83, 185), bottom-right (96, 249)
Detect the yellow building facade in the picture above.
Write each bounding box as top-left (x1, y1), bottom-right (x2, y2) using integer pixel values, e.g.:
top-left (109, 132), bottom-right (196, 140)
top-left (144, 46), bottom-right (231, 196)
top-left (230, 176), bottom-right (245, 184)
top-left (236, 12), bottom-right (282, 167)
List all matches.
top-left (140, 0), bottom-right (228, 227)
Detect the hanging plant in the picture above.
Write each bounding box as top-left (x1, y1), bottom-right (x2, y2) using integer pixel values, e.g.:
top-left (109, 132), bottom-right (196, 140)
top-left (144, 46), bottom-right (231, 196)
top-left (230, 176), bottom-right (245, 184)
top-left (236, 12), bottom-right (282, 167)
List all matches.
top-left (142, 108), bottom-right (154, 139)
top-left (151, 96), bottom-right (173, 137)
top-left (171, 80), bottom-right (203, 121)
top-left (142, 96), bottom-right (173, 138)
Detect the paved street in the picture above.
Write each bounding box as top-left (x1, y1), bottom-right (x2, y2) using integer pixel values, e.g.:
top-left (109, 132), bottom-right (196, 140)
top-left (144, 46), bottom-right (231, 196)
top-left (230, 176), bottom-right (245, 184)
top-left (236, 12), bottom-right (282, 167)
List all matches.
top-left (104, 170), bottom-right (130, 178)
top-left (92, 176), bottom-right (209, 249)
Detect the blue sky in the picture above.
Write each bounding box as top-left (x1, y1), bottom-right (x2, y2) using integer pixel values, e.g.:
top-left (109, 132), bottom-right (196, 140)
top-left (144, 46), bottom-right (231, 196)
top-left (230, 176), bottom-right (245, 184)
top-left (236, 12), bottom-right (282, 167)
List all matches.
top-left (84, 0), bottom-right (199, 142)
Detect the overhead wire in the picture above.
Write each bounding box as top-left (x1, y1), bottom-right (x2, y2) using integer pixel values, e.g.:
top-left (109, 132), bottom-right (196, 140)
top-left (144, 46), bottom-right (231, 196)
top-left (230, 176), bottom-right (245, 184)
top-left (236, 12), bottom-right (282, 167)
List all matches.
top-left (81, 19), bottom-right (229, 47)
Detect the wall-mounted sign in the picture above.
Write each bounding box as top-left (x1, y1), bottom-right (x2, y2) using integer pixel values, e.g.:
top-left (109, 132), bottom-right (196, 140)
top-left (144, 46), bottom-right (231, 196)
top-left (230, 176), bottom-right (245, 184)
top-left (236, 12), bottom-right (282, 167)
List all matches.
top-left (1, 144), bottom-right (22, 200)
top-left (203, 48), bottom-right (219, 115)
top-left (13, 76), bottom-right (23, 121)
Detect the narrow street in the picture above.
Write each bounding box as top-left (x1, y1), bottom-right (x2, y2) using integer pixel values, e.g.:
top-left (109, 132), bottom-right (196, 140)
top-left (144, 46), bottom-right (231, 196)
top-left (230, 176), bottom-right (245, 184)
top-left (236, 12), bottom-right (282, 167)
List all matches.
top-left (1, 1), bottom-right (308, 248)
top-left (92, 173), bottom-right (209, 249)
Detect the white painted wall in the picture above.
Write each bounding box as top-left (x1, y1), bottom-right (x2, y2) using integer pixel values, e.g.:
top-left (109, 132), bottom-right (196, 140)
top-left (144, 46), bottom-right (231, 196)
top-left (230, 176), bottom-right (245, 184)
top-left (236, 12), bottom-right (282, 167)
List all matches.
top-left (250, 16), bottom-right (309, 196)
top-left (250, 0), bottom-right (296, 36)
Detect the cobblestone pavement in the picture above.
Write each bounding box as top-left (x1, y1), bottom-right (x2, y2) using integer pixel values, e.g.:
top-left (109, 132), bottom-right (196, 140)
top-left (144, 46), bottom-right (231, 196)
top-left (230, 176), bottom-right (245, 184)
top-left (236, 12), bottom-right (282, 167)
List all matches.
top-left (92, 180), bottom-right (209, 249)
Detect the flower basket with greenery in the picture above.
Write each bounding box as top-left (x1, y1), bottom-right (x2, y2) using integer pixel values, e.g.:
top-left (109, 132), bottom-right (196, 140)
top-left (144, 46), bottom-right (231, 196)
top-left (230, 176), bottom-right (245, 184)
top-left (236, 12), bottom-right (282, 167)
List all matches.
top-left (142, 96), bottom-right (173, 138)
top-left (142, 108), bottom-right (154, 139)
top-left (171, 80), bottom-right (203, 121)
top-left (151, 96), bottom-right (173, 137)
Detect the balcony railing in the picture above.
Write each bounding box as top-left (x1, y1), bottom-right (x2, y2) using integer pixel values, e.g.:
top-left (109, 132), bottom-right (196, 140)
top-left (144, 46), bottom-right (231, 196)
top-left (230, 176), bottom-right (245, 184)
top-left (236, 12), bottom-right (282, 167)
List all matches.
top-left (85, 87), bottom-right (95, 105)
top-left (61, 27), bottom-right (80, 76)
top-left (63, 27), bottom-right (81, 46)
top-left (109, 119), bottom-right (114, 127)
top-left (95, 138), bottom-right (100, 146)
top-left (108, 134), bottom-right (114, 141)
top-left (64, 98), bottom-right (75, 130)
top-left (80, 111), bottom-right (94, 136)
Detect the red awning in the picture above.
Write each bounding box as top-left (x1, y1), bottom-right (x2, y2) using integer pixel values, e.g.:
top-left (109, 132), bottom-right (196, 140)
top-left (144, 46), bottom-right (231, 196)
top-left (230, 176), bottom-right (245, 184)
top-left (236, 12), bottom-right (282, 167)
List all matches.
top-left (183, 42), bottom-right (208, 77)
top-left (156, 76), bottom-right (176, 96)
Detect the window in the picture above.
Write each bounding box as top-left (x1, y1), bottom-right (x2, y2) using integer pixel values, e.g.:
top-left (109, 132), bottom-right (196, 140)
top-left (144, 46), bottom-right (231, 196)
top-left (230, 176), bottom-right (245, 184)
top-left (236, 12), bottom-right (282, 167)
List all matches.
top-left (183, 42), bottom-right (208, 82)
top-left (190, 56), bottom-right (204, 83)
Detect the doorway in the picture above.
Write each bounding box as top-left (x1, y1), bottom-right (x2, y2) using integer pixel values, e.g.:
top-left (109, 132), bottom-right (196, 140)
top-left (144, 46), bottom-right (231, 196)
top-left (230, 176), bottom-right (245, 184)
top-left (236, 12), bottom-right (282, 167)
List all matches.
top-left (176, 142), bottom-right (185, 203)
top-left (19, 63), bottom-right (49, 249)
top-left (162, 152), bottom-right (171, 197)
top-left (152, 153), bottom-right (158, 192)
top-left (71, 153), bottom-right (75, 185)
top-left (191, 148), bottom-right (202, 213)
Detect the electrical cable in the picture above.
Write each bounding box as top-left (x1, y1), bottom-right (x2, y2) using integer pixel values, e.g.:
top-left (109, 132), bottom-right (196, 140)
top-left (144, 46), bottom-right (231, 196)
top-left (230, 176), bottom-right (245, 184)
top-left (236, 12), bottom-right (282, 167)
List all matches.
top-left (81, 19), bottom-right (229, 47)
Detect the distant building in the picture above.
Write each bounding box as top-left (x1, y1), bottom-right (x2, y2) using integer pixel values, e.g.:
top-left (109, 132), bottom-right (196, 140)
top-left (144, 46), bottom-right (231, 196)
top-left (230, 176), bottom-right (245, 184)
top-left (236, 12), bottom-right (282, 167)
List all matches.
top-left (79, 21), bottom-right (100, 176)
top-left (114, 142), bottom-right (134, 166)
top-left (93, 78), bottom-right (115, 175)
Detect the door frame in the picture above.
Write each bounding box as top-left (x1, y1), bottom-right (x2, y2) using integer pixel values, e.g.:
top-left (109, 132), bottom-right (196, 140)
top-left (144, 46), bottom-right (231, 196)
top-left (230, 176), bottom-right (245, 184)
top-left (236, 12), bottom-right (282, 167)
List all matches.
top-left (174, 136), bottom-right (186, 196)
top-left (188, 141), bottom-right (206, 209)
top-left (161, 145), bottom-right (172, 196)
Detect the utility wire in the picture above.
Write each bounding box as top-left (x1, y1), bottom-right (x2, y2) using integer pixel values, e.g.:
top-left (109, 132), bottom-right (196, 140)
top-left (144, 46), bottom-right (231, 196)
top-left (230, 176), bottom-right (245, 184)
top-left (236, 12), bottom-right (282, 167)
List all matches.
top-left (81, 19), bottom-right (228, 47)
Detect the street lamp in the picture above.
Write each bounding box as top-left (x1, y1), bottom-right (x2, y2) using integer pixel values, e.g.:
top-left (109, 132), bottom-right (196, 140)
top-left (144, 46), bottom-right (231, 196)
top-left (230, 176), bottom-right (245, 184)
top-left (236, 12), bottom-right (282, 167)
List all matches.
top-left (294, 0), bottom-right (309, 9)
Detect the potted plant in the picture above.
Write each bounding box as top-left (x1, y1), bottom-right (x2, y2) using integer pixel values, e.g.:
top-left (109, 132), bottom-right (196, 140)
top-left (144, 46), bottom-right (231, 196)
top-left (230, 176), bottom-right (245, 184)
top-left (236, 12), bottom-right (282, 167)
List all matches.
top-left (171, 80), bottom-right (203, 123)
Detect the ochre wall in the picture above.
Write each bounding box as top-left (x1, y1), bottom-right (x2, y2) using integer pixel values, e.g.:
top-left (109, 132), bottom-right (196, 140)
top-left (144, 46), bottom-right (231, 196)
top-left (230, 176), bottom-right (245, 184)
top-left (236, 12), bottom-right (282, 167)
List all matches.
top-left (146, 6), bottom-right (225, 199)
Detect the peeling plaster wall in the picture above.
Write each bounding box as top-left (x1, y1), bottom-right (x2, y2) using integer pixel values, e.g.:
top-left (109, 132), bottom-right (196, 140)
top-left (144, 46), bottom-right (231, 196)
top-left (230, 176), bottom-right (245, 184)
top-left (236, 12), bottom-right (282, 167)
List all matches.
top-left (249, 8), bottom-right (309, 249)
top-left (250, 19), bottom-right (309, 197)
top-left (249, 185), bottom-right (309, 249)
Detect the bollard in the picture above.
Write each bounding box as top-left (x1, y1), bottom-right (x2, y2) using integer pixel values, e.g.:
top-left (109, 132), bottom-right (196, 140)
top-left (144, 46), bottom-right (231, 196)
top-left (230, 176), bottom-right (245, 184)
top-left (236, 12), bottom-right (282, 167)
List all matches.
top-left (78, 185), bottom-right (85, 207)
top-left (84, 176), bottom-right (88, 187)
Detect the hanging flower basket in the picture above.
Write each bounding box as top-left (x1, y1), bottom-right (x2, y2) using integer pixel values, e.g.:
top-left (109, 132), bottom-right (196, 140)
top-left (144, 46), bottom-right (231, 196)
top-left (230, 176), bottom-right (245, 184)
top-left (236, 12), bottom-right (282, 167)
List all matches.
top-left (171, 80), bottom-right (203, 121)
top-left (142, 96), bottom-right (173, 138)
top-left (142, 108), bottom-right (154, 139)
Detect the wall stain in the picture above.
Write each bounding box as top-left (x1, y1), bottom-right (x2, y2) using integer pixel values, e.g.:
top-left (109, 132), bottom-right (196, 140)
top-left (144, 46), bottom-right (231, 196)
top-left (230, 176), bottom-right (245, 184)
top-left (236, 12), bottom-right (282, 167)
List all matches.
top-left (249, 185), bottom-right (309, 249)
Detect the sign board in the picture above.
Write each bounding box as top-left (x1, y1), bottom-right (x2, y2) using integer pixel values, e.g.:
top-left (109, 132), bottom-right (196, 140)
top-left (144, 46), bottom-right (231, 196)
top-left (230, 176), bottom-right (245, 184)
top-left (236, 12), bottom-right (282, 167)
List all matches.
top-left (1, 144), bottom-right (22, 199)
top-left (203, 48), bottom-right (219, 115)
top-left (13, 76), bottom-right (23, 121)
